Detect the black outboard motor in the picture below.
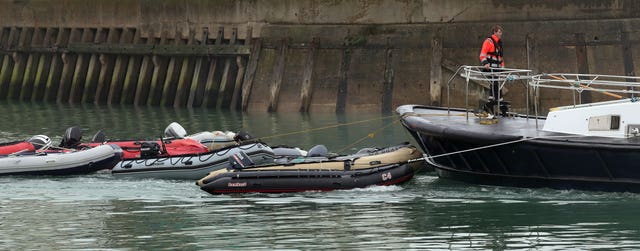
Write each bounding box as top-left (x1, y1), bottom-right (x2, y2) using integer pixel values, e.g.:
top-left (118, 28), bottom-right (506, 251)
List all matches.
top-left (139, 142), bottom-right (162, 158)
top-left (91, 130), bottom-right (106, 143)
top-left (60, 126), bottom-right (83, 148)
top-left (233, 130), bottom-right (255, 143)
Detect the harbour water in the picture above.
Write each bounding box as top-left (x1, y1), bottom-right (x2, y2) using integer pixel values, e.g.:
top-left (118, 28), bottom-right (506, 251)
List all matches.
top-left (1, 102), bottom-right (640, 250)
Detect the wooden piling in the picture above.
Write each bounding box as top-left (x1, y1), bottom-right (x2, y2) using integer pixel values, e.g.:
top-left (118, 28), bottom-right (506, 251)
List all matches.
top-left (8, 27), bottom-right (32, 100)
top-left (20, 28), bottom-right (44, 101)
top-left (381, 43), bottom-right (394, 113)
top-left (160, 31), bottom-right (186, 106)
top-left (299, 37), bottom-right (318, 113)
top-left (108, 28), bottom-right (134, 105)
top-left (268, 38), bottom-right (288, 112)
top-left (187, 56), bottom-right (207, 107)
top-left (147, 31), bottom-right (170, 106)
top-left (187, 28), bottom-right (210, 107)
top-left (201, 57), bottom-right (220, 107)
top-left (429, 32), bottom-right (443, 107)
top-left (241, 38), bottom-right (262, 111)
top-left (44, 28), bottom-right (70, 102)
top-left (134, 37), bottom-right (157, 106)
top-left (0, 27), bottom-right (18, 100)
top-left (121, 29), bottom-right (143, 105)
top-left (82, 28), bottom-right (108, 103)
top-left (94, 28), bottom-right (120, 104)
top-left (173, 30), bottom-right (197, 108)
top-left (57, 28), bottom-right (81, 103)
top-left (32, 27), bottom-right (55, 101)
top-left (216, 27), bottom-right (236, 109)
top-left (230, 27), bottom-right (250, 110)
top-left (69, 28), bottom-right (96, 104)
top-left (336, 48), bottom-right (351, 113)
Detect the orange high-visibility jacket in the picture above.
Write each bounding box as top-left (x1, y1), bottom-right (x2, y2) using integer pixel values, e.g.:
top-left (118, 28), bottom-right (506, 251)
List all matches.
top-left (479, 34), bottom-right (504, 68)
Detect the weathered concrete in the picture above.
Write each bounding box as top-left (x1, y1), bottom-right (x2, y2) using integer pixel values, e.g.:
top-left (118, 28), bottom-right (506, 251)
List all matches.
top-left (1, 0), bottom-right (640, 114)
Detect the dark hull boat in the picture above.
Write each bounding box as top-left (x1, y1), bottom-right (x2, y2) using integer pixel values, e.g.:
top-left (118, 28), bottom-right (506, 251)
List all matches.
top-left (197, 144), bottom-right (425, 194)
top-left (398, 67), bottom-right (640, 192)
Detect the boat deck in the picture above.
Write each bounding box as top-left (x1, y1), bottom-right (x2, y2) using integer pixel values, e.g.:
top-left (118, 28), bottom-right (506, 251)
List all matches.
top-left (400, 105), bottom-right (640, 146)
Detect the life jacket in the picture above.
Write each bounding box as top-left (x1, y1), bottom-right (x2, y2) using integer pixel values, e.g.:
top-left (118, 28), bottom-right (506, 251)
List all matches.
top-left (484, 36), bottom-right (503, 68)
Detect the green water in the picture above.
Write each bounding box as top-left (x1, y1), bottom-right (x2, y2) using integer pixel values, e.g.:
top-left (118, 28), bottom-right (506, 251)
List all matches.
top-left (1, 102), bottom-right (640, 250)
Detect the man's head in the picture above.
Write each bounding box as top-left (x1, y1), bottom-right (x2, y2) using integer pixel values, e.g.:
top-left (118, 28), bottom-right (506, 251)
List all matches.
top-left (491, 25), bottom-right (503, 39)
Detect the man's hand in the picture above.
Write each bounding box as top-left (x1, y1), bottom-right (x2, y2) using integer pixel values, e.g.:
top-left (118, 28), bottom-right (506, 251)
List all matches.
top-left (483, 64), bottom-right (490, 69)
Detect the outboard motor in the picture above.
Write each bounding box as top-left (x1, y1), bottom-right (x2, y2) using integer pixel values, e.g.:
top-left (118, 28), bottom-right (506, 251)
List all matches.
top-left (139, 141), bottom-right (162, 158)
top-left (164, 122), bottom-right (187, 139)
top-left (28, 135), bottom-right (52, 150)
top-left (307, 145), bottom-right (328, 157)
top-left (91, 130), bottom-right (106, 143)
top-left (60, 126), bottom-right (82, 148)
top-left (233, 130), bottom-right (254, 143)
top-left (229, 151), bottom-right (254, 169)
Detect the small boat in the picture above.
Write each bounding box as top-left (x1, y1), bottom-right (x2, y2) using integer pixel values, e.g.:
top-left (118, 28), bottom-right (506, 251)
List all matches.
top-left (398, 66), bottom-right (640, 192)
top-left (196, 143), bottom-right (425, 194)
top-left (111, 141), bottom-right (276, 180)
top-left (63, 124), bottom-right (277, 180)
top-left (61, 126), bottom-right (211, 159)
top-left (0, 144), bottom-right (123, 176)
top-left (0, 135), bottom-right (52, 155)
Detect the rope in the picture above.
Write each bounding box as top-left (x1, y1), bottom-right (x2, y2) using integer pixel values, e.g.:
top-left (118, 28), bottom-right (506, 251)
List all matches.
top-left (409, 134), bottom-right (587, 162)
top-left (256, 113), bottom-right (464, 142)
top-left (335, 119), bottom-right (401, 154)
top-left (255, 114), bottom-right (398, 141)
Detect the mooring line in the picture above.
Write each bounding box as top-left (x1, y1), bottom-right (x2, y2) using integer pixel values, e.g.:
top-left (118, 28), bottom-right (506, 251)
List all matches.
top-left (255, 114), bottom-right (398, 141)
top-left (336, 119), bottom-right (401, 154)
top-left (408, 134), bottom-right (588, 162)
top-left (256, 113), bottom-right (462, 142)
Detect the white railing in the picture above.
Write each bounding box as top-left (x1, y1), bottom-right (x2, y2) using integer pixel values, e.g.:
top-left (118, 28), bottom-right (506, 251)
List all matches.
top-left (447, 66), bottom-right (640, 127)
top-left (447, 66), bottom-right (533, 121)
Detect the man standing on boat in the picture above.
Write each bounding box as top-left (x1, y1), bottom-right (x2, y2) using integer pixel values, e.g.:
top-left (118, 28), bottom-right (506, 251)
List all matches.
top-left (479, 25), bottom-right (504, 115)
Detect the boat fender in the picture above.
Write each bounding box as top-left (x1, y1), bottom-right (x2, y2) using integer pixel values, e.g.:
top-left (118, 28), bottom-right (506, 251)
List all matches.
top-left (307, 145), bottom-right (328, 157)
top-left (140, 142), bottom-right (161, 158)
top-left (60, 126), bottom-right (82, 148)
top-left (229, 151), bottom-right (254, 169)
top-left (344, 161), bottom-right (351, 171)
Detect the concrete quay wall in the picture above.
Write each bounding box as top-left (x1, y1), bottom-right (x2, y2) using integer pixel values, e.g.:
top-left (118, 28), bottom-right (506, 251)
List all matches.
top-left (1, 0), bottom-right (639, 113)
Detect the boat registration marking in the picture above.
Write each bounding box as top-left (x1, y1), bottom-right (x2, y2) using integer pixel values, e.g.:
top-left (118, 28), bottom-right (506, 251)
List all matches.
top-left (382, 172), bottom-right (392, 181)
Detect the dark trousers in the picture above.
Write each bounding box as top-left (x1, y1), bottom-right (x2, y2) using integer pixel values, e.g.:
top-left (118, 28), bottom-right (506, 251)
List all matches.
top-left (482, 68), bottom-right (503, 114)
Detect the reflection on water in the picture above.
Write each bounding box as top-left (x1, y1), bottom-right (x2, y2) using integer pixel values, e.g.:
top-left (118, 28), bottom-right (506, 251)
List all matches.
top-left (2, 175), bottom-right (640, 250)
top-left (1, 102), bottom-right (640, 249)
